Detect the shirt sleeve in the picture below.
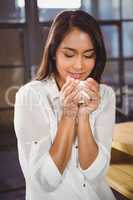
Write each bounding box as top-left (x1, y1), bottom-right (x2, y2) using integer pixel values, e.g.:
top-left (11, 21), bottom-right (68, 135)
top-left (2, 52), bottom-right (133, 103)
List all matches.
top-left (14, 84), bottom-right (63, 192)
top-left (78, 85), bottom-right (116, 181)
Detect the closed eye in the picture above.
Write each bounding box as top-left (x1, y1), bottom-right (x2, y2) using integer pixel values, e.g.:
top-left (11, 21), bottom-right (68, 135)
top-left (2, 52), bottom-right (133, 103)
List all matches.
top-left (64, 53), bottom-right (74, 58)
top-left (84, 52), bottom-right (96, 59)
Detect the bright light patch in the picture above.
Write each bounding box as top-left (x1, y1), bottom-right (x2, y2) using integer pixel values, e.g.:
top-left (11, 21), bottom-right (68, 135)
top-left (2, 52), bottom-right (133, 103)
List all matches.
top-left (38, 0), bottom-right (81, 8)
top-left (16, 0), bottom-right (25, 7)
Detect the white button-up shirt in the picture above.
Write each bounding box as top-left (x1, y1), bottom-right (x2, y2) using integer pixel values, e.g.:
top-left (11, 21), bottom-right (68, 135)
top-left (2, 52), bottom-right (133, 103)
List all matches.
top-left (14, 75), bottom-right (116, 200)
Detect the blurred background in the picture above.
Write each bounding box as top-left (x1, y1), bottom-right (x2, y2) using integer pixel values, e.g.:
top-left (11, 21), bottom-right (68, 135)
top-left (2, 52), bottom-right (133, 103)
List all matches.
top-left (0, 0), bottom-right (133, 200)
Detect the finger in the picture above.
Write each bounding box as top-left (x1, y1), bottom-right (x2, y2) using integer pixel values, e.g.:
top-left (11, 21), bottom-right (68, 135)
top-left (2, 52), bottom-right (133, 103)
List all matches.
top-left (61, 78), bottom-right (72, 93)
top-left (60, 79), bottom-right (74, 96)
top-left (62, 81), bottom-right (77, 98)
top-left (64, 88), bottom-right (79, 105)
top-left (73, 94), bottom-right (79, 104)
top-left (61, 77), bottom-right (75, 93)
top-left (85, 82), bottom-right (99, 94)
top-left (86, 77), bottom-right (98, 85)
top-left (86, 78), bottom-right (99, 90)
top-left (60, 84), bottom-right (77, 106)
top-left (83, 93), bottom-right (99, 107)
top-left (86, 93), bottom-right (100, 106)
top-left (66, 89), bottom-right (79, 101)
top-left (70, 90), bottom-right (79, 104)
top-left (82, 87), bottom-right (97, 100)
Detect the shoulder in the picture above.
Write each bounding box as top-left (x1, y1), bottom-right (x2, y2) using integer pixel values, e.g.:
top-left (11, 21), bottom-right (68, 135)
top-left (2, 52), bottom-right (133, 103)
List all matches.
top-left (16, 78), bottom-right (50, 98)
top-left (17, 79), bottom-right (44, 93)
top-left (15, 78), bottom-right (52, 106)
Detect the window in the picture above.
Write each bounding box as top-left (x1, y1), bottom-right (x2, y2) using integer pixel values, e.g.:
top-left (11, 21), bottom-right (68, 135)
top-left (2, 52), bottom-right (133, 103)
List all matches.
top-left (38, 0), bottom-right (81, 8)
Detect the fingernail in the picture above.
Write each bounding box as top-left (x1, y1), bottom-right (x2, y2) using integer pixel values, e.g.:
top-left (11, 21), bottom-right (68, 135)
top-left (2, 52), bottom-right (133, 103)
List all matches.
top-left (67, 76), bottom-right (71, 80)
top-left (87, 77), bottom-right (94, 82)
top-left (75, 79), bottom-right (79, 84)
top-left (70, 77), bottom-right (75, 82)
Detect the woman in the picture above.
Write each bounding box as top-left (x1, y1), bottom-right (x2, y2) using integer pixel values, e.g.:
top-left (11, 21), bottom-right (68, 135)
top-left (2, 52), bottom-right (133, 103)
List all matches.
top-left (14, 10), bottom-right (116, 200)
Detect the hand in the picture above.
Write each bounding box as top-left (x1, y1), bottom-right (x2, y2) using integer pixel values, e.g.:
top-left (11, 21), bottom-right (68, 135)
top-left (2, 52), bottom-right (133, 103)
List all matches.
top-left (59, 77), bottom-right (79, 118)
top-left (78, 78), bottom-right (100, 116)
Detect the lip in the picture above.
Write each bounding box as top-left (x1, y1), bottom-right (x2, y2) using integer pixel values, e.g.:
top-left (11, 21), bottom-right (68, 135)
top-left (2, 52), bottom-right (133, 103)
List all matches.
top-left (68, 72), bottom-right (85, 79)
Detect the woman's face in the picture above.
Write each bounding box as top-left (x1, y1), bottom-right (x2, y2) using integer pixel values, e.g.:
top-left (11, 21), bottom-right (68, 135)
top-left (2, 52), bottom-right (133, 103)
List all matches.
top-left (55, 27), bottom-right (96, 88)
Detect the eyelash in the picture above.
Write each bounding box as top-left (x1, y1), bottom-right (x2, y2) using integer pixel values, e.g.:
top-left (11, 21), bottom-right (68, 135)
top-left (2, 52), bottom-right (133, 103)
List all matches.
top-left (64, 54), bottom-right (74, 58)
top-left (84, 54), bottom-right (95, 59)
top-left (64, 54), bottom-right (95, 59)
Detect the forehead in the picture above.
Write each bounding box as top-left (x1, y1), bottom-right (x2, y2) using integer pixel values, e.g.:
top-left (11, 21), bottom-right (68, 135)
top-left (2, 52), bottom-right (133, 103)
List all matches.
top-left (59, 28), bottom-right (94, 50)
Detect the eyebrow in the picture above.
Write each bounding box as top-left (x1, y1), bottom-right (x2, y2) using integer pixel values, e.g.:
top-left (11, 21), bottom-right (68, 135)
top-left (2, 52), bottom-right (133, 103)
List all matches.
top-left (62, 47), bottom-right (95, 53)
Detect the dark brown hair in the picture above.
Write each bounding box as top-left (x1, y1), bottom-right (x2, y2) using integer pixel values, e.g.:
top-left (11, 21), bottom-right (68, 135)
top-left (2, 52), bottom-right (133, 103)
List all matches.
top-left (36, 10), bottom-right (106, 83)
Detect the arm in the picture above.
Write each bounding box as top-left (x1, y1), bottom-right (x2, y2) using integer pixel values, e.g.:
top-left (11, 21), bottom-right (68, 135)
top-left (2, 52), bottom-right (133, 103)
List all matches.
top-left (49, 77), bottom-right (79, 174)
top-left (14, 85), bottom-right (62, 192)
top-left (76, 78), bottom-right (99, 169)
top-left (76, 83), bottom-right (116, 181)
top-left (14, 78), bottom-right (78, 192)
top-left (49, 114), bottom-right (76, 174)
top-left (76, 113), bottom-right (98, 170)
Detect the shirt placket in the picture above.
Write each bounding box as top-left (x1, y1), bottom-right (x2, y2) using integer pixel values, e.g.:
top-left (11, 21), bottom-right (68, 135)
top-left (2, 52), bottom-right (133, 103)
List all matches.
top-left (74, 143), bottom-right (87, 189)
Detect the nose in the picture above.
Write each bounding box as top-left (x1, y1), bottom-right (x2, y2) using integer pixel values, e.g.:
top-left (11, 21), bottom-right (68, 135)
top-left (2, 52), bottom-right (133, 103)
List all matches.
top-left (73, 56), bottom-right (83, 71)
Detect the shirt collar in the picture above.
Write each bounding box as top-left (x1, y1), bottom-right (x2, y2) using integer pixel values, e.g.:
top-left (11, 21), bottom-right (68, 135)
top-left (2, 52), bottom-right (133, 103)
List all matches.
top-left (44, 73), bottom-right (60, 101)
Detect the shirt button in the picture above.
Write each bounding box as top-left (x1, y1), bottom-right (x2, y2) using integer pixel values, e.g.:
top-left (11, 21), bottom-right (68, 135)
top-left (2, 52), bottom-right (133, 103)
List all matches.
top-left (82, 183), bottom-right (86, 187)
top-left (75, 145), bottom-right (78, 149)
top-left (34, 141), bottom-right (38, 144)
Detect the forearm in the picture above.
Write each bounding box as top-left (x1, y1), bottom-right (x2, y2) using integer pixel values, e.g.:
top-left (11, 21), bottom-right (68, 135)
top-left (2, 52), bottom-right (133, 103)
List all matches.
top-left (49, 114), bottom-right (76, 174)
top-left (77, 114), bottom-right (98, 170)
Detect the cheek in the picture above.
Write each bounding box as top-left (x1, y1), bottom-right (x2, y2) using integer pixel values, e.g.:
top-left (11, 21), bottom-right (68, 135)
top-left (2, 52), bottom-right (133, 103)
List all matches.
top-left (56, 56), bottom-right (71, 72)
top-left (86, 59), bottom-right (95, 71)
